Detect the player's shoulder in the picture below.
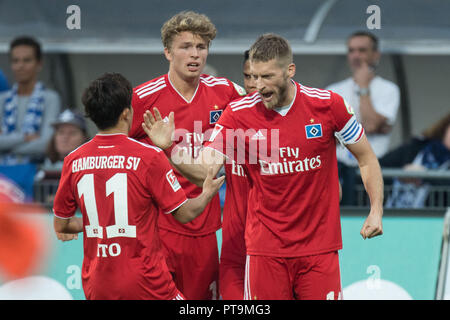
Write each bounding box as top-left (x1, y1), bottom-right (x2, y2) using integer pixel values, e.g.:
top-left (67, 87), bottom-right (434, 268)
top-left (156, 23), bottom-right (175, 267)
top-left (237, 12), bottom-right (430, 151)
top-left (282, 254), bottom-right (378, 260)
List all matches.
top-left (200, 74), bottom-right (246, 96)
top-left (200, 74), bottom-right (231, 88)
top-left (228, 91), bottom-right (261, 113)
top-left (133, 75), bottom-right (167, 101)
top-left (125, 137), bottom-right (163, 154)
top-left (298, 83), bottom-right (333, 105)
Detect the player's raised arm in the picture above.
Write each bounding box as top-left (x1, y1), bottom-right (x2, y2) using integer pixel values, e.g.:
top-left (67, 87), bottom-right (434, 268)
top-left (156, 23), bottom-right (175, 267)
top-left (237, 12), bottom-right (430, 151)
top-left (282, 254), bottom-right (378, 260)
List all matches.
top-left (345, 135), bottom-right (384, 239)
top-left (142, 108), bottom-right (225, 187)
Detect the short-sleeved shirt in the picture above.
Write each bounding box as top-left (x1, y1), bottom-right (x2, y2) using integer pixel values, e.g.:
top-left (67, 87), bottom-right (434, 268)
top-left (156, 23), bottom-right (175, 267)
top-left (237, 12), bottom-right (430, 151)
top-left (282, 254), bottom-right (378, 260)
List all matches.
top-left (53, 133), bottom-right (187, 299)
top-left (326, 76), bottom-right (400, 165)
top-left (130, 73), bottom-right (244, 236)
top-left (206, 82), bottom-right (364, 257)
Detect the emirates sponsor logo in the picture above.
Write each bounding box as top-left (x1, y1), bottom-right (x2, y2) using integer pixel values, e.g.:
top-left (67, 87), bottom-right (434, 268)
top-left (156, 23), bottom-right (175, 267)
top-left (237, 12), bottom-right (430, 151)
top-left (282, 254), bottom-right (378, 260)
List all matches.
top-left (259, 147), bottom-right (322, 175)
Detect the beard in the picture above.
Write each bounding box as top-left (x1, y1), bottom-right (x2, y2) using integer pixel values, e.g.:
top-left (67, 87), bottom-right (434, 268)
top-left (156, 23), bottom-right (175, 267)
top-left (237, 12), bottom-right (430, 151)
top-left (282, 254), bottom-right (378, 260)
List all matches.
top-left (261, 79), bottom-right (289, 110)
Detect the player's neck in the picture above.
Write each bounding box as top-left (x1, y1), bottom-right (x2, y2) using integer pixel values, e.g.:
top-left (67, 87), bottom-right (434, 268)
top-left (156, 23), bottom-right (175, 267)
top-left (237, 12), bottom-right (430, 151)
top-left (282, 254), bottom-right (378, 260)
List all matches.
top-left (98, 122), bottom-right (129, 136)
top-left (279, 80), bottom-right (297, 107)
top-left (167, 71), bottom-right (200, 102)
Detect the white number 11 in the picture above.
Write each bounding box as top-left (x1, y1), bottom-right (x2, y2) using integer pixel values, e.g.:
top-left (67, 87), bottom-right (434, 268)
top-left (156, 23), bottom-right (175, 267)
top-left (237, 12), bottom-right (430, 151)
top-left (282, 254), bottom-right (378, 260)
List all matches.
top-left (77, 173), bottom-right (136, 239)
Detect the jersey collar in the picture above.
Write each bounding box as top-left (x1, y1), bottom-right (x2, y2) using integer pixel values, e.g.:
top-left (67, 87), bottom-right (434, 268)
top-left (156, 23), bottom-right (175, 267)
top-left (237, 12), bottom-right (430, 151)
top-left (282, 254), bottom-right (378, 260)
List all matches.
top-left (166, 72), bottom-right (200, 104)
top-left (272, 80), bottom-right (297, 117)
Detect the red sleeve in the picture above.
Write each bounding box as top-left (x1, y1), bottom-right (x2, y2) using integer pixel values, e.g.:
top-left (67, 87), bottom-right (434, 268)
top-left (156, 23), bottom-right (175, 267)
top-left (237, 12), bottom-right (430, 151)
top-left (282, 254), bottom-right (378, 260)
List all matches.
top-left (330, 92), bottom-right (364, 144)
top-left (146, 151), bottom-right (188, 213)
top-left (228, 80), bottom-right (247, 101)
top-left (53, 158), bottom-right (77, 219)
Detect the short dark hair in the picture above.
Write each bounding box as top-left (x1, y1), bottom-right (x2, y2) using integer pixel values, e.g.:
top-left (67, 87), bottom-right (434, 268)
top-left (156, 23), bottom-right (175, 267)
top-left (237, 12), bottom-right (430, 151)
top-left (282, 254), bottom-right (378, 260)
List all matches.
top-left (9, 36), bottom-right (42, 61)
top-left (348, 31), bottom-right (379, 51)
top-left (82, 73), bottom-right (132, 131)
top-left (249, 33), bottom-right (293, 67)
top-left (244, 50), bottom-right (250, 62)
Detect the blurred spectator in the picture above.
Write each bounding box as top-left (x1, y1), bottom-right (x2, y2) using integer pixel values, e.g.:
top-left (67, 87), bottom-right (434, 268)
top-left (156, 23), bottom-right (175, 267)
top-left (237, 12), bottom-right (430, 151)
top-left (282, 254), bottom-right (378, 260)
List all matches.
top-left (326, 31), bottom-right (400, 205)
top-left (0, 174), bottom-right (46, 280)
top-left (0, 36), bottom-right (61, 164)
top-left (41, 109), bottom-right (89, 172)
top-left (0, 69), bottom-right (9, 93)
top-left (34, 109), bottom-right (89, 205)
top-left (384, 113), bottom-right (450, 208)
top-left (380, 113), bottom-right (450, 168)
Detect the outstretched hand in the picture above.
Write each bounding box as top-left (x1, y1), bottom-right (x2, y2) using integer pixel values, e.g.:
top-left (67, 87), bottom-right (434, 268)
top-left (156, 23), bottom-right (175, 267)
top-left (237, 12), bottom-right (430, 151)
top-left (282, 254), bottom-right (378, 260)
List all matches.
top-left (142, 107), bottom-right (175, 150)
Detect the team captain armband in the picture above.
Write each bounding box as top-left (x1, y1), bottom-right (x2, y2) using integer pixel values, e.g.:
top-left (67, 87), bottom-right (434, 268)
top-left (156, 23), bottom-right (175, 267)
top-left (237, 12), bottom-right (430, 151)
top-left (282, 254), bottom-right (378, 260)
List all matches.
top-left (335, 115), bottom-right (364, 145)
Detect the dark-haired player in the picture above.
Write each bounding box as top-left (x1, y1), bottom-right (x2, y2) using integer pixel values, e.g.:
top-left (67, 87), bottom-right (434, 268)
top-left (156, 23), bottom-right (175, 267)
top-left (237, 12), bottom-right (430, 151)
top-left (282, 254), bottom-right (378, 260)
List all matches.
top-left (53, 72), bottom-right (224, 300)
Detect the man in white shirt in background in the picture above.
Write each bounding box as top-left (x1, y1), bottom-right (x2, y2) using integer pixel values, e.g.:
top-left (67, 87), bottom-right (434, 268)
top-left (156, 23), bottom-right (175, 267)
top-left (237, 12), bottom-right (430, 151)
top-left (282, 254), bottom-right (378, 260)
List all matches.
top-left (327, 31), bottom-right (400, 205)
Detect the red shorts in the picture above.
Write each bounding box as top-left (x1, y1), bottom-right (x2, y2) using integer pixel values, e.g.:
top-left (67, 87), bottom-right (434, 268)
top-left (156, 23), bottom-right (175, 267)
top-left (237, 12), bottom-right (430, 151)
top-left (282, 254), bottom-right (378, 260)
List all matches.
top-left (244, 251), bottom-right (342, 300)
top-left (84, 250), bottom-right (186, 300)
top-left (160, 229), bottom-right (219, 300)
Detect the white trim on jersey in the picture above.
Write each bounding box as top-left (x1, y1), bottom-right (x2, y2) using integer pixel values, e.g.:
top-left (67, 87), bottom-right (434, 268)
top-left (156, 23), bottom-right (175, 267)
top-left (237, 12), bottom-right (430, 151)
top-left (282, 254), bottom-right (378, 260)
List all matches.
top-left (53, 210), bottom-right (75, 219)
top-left (335, 115), bottom-right (364, 145)
top-left (165, 198), bottom-right (188, 215)
top-left (136, 80), bottom-right (167, 99)
top-left (300, 84), bottom-right (331, 100)
top-left (200, 75), bottom-right (230, 86)
top-left (201, 81), bottom-right (230, 88)
top-left (135, 77), bottom-right (165, 96)
top-left (230, 92), bottom-right (261, 112)
top-left (173, 293), bottom-right (185, 300)
top-left (167, 73), bottom-right (200, 104)
top-left (300, 84), bottom-right (330, 96)
top-left (126, 137), bottom-right (163, 152)
top-left (244, 255), bottom-right (251, 300)
top-left (137, 84), bottom-right (166, 99)
top-left (200, 77), bottom-right (230, 87)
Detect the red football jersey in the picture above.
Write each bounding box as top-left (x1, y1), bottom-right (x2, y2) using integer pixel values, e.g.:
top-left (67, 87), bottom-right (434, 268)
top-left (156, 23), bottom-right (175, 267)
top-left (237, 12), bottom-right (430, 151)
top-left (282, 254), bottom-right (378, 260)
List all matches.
top-left (219, 161), bottom-right (249, 299)
top-left (221, 161), bottom-right (248, 261)
top-left (130, 74), bottom-right (244, 235)
top-left (53, 134), bottom-right (187, 299)
top-left (206, 82), bottom-right (364, 257)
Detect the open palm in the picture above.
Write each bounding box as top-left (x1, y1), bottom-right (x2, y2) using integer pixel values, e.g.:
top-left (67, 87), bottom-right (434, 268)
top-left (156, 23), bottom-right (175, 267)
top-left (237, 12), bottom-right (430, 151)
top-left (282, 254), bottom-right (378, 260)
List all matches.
top-left (142, 108), bottom-right (175, 150)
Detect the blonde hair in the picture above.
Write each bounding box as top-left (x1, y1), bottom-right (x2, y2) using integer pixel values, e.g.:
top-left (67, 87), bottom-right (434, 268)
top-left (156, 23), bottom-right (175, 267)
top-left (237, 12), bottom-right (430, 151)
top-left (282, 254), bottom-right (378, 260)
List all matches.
top-left (161, 11), bottom-right (217, 50)
top-left (249, 33), bottom-right (293, 67)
